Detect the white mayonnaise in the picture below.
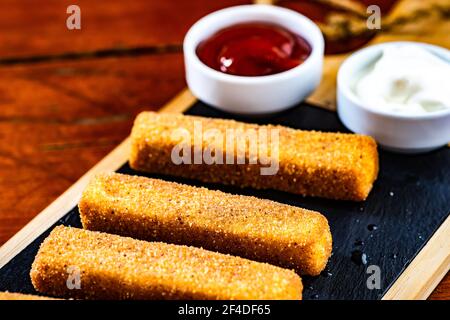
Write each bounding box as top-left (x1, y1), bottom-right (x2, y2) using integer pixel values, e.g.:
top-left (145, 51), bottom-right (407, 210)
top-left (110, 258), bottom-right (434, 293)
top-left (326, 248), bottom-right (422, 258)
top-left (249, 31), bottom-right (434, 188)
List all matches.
top-left (354, 44), bottom-right (450, 115)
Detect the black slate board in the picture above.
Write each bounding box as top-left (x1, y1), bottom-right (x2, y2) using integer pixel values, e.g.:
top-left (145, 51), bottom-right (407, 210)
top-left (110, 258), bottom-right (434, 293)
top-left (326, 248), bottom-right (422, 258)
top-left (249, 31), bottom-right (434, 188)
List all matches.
top-left (0, 101), bottom-right (449, 300)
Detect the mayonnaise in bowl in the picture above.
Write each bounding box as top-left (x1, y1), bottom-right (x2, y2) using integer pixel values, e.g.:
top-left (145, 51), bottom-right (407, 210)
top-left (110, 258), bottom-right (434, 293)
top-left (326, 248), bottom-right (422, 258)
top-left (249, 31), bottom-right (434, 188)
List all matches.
top-left (354, 44), bottom-right (450, 115)
top-left (337, 41), bottom-right (450, 153)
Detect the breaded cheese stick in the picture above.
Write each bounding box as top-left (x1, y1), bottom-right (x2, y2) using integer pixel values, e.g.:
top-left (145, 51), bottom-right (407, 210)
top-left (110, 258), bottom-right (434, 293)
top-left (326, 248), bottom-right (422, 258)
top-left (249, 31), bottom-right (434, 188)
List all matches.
top-left (31, 226), bottom-right (302, 300)
top-left (130, 112), bottom-right (378, 201)
top-left (0, 292), bottom-right (58, 300)
top-left (79, 173), bottom-right (332, 276)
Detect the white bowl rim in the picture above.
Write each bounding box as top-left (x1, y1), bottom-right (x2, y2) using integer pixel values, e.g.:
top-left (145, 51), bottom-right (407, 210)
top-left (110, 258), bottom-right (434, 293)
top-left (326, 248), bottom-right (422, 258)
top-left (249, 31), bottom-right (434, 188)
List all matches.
top-left (183, 4), bottom-right (324, 85)
top-left (338, 41), bottom-right (450, 120)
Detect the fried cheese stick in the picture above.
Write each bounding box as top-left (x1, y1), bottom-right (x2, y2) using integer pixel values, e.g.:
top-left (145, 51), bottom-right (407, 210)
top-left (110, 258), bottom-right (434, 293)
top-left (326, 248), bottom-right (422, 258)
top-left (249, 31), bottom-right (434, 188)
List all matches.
top-left (129, 112), bottom-right (378, 201)
top-left (0, 292), bottom-right (58, 300)
top-left (79, 173), bottom-right (332, 276)
top-left (30, 226), bottom-right (302, 300)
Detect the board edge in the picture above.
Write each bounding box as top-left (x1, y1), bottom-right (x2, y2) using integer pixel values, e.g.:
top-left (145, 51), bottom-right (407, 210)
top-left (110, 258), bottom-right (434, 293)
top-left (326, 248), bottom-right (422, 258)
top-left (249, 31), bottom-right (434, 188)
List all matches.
top-left (382, 215), bottom-right (450, 300)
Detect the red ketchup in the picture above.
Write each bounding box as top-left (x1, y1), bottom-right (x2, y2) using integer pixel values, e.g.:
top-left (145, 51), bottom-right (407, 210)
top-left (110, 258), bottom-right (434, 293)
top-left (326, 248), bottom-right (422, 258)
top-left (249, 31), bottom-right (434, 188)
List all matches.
top-left (196, 22), bottom-right (312, 77)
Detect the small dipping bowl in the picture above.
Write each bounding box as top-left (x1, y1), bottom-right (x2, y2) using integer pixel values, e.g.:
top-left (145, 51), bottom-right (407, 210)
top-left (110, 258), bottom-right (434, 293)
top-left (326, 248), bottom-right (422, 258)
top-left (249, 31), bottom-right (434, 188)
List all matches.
top-left (184, 5), bottom-right (324, 115)
top-left (337, 41), bottom-right (450, 154)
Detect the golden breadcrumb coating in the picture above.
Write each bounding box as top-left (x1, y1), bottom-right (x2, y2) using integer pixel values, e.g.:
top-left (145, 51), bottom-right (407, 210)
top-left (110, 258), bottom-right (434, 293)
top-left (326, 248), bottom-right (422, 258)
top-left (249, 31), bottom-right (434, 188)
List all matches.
top-left (129, 112), bottom-right (379, 201)
top-left (80, 173), bottom-right (332, 276)
top-left (0, 292), bottom-right (58, 300)
top-left (30, 226), bottom-right (302, 300)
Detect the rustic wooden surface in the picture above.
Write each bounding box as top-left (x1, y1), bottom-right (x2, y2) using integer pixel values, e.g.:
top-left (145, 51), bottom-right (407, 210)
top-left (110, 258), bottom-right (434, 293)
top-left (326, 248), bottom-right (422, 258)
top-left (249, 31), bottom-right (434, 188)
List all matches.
top-left (0, 0), bottom-right (447, 299)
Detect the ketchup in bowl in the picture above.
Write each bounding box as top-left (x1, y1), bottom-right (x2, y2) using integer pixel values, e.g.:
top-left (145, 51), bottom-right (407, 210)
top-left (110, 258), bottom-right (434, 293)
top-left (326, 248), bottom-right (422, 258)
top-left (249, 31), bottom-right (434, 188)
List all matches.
top-left (196, 22), bottom-right (312, 77)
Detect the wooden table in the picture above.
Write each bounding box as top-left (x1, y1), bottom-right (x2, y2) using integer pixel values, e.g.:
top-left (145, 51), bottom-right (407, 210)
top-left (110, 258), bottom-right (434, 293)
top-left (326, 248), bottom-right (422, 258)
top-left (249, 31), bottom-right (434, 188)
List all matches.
top-left (0, 0), bottom-right (447, 299)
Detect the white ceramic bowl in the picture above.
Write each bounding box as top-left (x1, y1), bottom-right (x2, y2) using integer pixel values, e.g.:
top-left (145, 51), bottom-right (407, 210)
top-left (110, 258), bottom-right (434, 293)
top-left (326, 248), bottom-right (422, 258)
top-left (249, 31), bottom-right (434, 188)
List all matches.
top-left (183, 5), bottom-right (324, 115)
top-left (337, 41), bottom-right (450, 154)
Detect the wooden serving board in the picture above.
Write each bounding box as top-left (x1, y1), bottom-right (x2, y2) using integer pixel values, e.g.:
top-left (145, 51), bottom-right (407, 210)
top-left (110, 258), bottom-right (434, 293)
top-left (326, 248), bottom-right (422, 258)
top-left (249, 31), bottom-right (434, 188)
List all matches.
top-left (0, 89), bottom-right (448, 300)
